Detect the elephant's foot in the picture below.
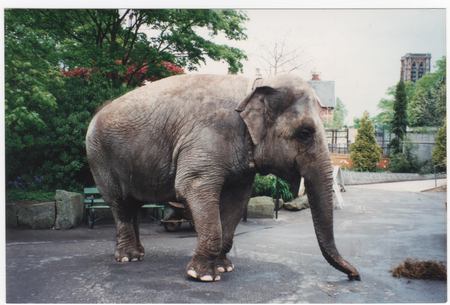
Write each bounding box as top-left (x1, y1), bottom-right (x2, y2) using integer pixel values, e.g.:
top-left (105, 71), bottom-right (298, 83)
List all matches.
top-left (115, 243), bottom-right (145, 262)
top-left (216, 255), bottom-right (234, 273)
top-left (186, 255), bottom-right (221, 282)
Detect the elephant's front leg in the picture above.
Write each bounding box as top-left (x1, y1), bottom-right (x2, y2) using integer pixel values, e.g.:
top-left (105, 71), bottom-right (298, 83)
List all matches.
top-left (182, 179), bottom-right (223, 282)
top-left (111, 204), bottom-right (144, 262)
top-left (217, 176), bottom-right (254, 273)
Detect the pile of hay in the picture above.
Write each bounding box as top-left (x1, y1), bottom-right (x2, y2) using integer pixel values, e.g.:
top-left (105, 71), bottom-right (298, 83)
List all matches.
top-left (391, 258), bottom-right (446, 281)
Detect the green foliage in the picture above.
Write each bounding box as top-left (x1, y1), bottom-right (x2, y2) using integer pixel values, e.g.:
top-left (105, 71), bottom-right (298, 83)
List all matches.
top-left (408, 57), bottom-right (446, 127)
top-left (350, 112), bottom-right (382, 171)
top-left (390, 80), bottom-right (408, 154)
top-left (388, 141), bottom-right (419, 173)
top-left (374, 82), bottom-right (414, 131)
top-left (6, 189), bottom-right (55, 203)
top-left (252, 174), bottom-right (294, 202)
top-left (432, 121), bottom-right (447, 172)
top-left (325, 97), bottom-right (347, 129)
top-left (373, 98), bottom-right (394, 130)
top-left (5, 9), bottom-right (248, 191)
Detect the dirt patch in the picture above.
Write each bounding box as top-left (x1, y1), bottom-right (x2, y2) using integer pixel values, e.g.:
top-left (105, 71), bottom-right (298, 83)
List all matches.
top-left (422, 184), bottom-right (447, 192)
top-left (391, 258), bottom-right (446, 281)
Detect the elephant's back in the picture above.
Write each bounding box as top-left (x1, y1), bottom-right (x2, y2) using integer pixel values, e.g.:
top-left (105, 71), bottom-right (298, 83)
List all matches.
top-left (87, 74), bottom-right (251, 149)
top-left (116, 74), bottom-right (251, 109)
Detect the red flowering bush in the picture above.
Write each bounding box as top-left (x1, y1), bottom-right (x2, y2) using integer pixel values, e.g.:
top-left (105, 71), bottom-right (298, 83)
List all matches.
top-left (61, 67), bottom-right (92, 79)
top-left (62, 60), bottom-right (183, 86)
top-left (161, 61), bottom-right (184, 75)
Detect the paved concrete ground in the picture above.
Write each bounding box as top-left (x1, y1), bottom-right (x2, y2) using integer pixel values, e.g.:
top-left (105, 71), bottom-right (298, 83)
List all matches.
top-left (6, 181), bottom-right (447, 303)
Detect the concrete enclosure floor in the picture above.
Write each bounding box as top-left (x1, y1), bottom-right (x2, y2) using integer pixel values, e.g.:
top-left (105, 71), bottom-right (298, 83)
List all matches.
top-left (6, 180), bottom-right (447, 303)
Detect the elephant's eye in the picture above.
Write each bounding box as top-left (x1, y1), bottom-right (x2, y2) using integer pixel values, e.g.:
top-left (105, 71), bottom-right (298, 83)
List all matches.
top-left (294, 126), bottom-right (315, 142)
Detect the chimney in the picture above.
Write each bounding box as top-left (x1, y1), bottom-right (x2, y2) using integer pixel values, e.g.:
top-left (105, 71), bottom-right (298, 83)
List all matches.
top-left (311, 71), bottom-right (321, 81)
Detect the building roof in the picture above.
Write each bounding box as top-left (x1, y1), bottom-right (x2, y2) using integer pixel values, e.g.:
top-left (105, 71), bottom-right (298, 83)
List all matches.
top-left (401, 53), bottom-right (431, 59)
top-left (307, 80), bottom-right (336, 108)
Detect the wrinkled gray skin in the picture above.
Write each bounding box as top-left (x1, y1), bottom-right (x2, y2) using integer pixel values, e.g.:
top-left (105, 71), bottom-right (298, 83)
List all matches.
top-left (86, 74), bottom-right (360, 282)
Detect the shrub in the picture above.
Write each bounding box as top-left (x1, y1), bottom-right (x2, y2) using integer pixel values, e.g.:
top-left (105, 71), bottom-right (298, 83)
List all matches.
top-left (388, 140), bottom-right (419, 173)
top-left (389, 153), bottom-right (418, 173)
top-left (6, 189), bottom-right (55, 203)
top-left (252, 174), bottom-right (294, 202)
top-left (432, 121), bottom-right (446, 172)
top-left (418, 159), bottom-right (435, 175)
top-left (350, 112), bottom-right (382, 171)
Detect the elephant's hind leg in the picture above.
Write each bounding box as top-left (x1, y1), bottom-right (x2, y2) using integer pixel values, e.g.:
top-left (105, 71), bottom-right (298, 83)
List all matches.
top-left (110, 201), bottom-right (144, 262)
top-left (89, 156), bottom-right (144, 262)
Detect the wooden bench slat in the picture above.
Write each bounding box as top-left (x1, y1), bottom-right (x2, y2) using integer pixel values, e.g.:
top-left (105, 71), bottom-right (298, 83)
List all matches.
top-left (84, 187), bottom-right (165, 209)
top-left (84, 198), bottom-right (105, 204)
top-left (83, 187), bottom-right (99, 194)
top-left (83, 186), bottom-right (166, 228)
top-left (142, 204), bottom-right (165, 208)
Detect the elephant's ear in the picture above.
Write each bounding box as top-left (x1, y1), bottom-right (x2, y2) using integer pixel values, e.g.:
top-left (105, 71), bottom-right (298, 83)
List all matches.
top-left (236, 86), bottom-right (289, 145)
top-left (235, 86), bottom-right (271, 145)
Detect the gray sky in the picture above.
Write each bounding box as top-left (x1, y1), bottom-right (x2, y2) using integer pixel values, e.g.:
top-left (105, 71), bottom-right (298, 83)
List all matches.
top-left (193, 9), bottom-right (446, 125)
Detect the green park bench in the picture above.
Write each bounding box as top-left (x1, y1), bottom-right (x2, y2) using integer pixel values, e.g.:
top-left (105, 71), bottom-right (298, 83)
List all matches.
top-left (83, 187), bottom-right (165, 229)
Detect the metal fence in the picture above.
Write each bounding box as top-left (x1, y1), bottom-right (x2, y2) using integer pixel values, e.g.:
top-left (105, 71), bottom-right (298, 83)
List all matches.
top-left (326, 128), bottom-right (391, 156)
top-left (326, 127), bottom-right (437, 161)
top-left (325, 128), bottom-right (350, 154)
top-left (375, 128), bottom-right (391, 156)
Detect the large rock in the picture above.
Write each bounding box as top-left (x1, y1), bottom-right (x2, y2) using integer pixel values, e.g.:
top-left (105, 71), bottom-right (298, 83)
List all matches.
top-left (284, 196), bottom-right (309, 211)
top-left (6, 203), bottom-right (18, 227)
top-left (273, 198), bottom-right (284, 210)
top-left (54, 190), bottom-right (84, 229)
top-left (16, 202), bottom-right (55, 229)
top-left (247, 196), bottom-right (274, 218)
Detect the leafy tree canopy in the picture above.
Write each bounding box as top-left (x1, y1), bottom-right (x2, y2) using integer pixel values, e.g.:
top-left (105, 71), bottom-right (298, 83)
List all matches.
top-left (325, 97), bottom-right (347, 129)
top-left (408, 56), bottom-right (446, 127)
top-left (373, 81), bottom-right (414, 131)
top-left (5, 9), bottom-right (248, 190)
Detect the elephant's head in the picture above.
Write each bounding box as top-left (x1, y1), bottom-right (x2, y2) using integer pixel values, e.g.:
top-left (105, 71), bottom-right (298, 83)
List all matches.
top-left (236, 74), bottom-right (360, 280)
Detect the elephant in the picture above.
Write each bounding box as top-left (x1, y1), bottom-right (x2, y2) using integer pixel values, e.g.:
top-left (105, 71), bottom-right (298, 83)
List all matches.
top-left (85, 74), bottom-right (360, 282)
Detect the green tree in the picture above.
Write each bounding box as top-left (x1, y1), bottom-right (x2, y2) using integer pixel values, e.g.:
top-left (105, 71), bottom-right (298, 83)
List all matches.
top-left (5, 9), bottom-right (249, 190)
top-left (432, 121), bottom-right (447, 172)
top-left (390, 80), bottom-right (408, 154)
top-left (350, 112), bottom-right (382, 171)
top-left (408, 56), bottom-right (446, 127)
top-left (374, 81), bottom-right (414, 131)
top-left (5, 15), bottom-right (65, 183)
top-left (325, 97), bottom-right (347, 129)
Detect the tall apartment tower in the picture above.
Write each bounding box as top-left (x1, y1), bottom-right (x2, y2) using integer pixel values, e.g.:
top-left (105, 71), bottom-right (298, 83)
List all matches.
top-left (400, 53), bottom-right (431, 82)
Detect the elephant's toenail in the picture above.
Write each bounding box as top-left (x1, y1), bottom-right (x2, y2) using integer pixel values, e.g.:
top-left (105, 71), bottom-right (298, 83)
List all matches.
top-left (121, 257), bottom-right (129, 262)
top-left (187, 269), bottom-right (198, 279)
top-left (214, 275), bottom-right (221, 281)
top-left (217, 266), bottom-right (225, 273)
top-left (200, 275), bottom-right (213, 282)
top-left (131, 258), bottom-right (138, 262)
top-left (226, 265), bottom-right (234, 272)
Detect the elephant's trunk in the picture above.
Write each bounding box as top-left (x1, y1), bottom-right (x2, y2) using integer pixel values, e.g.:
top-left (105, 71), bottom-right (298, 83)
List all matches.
top-left (303, 153), bottom-right (360, 281)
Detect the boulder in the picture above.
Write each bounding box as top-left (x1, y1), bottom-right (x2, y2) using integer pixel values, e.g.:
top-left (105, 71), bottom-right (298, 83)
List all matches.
top-left (6, 203), bottom-right (18, 227)
top-left (16, 201), bottom-right (55, 229)
top-left (273, 198), bottom-right (284, 210)
top-left (284, 196), bottom-right (309, 211)
top-left (54, 190), bottom-right (84, 229)
top-left (247, 196), bottom-right (274, 218)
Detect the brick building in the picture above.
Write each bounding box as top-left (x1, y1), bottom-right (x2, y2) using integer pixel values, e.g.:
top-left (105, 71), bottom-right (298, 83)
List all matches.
top-left (400, 53), bottom-right (431, 82)
top-left (307, 72), bottom-right (336, 124)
